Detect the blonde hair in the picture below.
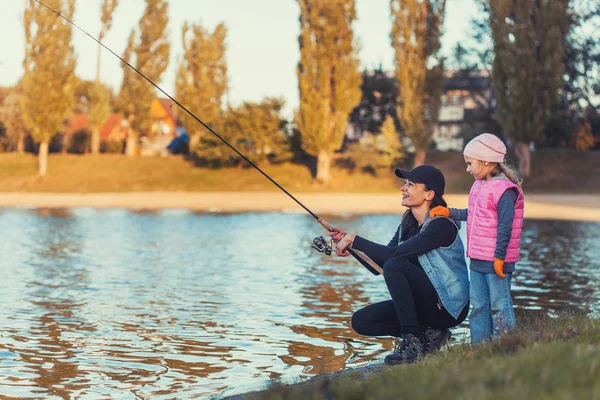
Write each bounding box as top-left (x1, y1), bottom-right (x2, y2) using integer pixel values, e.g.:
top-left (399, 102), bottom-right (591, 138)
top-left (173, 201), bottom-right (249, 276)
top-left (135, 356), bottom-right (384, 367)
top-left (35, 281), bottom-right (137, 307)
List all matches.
top-left (491, 161), bottom-right (522, 187)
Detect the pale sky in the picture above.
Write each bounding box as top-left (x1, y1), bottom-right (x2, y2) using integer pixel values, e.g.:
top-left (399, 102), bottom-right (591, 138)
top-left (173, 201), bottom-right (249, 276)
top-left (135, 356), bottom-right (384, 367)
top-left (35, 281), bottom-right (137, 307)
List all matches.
top-left (0, 0), bottom-right (477, 118)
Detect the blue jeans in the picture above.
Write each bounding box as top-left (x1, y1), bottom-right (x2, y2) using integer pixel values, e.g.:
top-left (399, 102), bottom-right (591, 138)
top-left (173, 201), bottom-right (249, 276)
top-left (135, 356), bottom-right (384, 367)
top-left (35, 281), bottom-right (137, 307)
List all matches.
top-left (469, 270), bottom-right (516, 344)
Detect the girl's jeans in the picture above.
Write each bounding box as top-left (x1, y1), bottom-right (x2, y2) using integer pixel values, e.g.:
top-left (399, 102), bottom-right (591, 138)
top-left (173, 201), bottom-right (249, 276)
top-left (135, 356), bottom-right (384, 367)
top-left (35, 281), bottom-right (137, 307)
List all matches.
top-left (469, 271), bottom-right (516, 344)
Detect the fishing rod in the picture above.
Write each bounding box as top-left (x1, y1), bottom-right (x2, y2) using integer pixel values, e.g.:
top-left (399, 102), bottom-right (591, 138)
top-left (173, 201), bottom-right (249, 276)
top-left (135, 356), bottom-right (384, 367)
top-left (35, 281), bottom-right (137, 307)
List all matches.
top-left (33, 0), bottom-right (383, 275)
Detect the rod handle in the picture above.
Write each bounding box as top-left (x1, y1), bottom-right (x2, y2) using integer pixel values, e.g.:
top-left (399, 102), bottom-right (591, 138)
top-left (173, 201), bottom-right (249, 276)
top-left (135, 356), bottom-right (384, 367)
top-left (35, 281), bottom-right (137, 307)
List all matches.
top-left (317, 217), bottom-right (333, 232)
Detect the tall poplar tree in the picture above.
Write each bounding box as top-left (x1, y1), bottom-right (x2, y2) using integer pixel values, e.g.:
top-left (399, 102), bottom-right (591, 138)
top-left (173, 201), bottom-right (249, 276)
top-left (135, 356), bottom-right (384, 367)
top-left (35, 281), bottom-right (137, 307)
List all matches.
top-left (21, 0), bottom-right (77, 176)
top-left (175, 22), bottom-right (228, 140)
top-left (90, 0), bottom-right (119, 154)
top-left (489, 0), bottom-right (570, 176)
top-left (116, 0), bottom-right (170, 156)
top-left (296, 0), bottom-right (362, 183)
top-left (391, 0), bottom-right (446, 167)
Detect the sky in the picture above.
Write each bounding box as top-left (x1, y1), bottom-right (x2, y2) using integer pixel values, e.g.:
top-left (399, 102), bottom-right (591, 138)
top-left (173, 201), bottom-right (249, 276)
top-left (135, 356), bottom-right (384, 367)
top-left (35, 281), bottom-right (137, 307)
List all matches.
top-left (0, 0), bottom-right (477, 118)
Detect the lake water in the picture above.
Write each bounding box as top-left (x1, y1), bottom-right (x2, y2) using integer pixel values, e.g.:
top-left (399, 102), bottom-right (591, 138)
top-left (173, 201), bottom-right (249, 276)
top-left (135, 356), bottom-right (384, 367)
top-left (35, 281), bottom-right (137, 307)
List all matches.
top-left (0, 208), bottom-right (598, 399)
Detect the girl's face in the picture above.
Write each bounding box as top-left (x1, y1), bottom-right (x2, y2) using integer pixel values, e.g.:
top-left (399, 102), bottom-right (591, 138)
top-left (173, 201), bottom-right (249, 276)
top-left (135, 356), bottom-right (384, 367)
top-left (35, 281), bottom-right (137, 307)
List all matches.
top-left (464, 155), bottom-right (495, 180)
top-left (400, 179), bottom-right (434, 207)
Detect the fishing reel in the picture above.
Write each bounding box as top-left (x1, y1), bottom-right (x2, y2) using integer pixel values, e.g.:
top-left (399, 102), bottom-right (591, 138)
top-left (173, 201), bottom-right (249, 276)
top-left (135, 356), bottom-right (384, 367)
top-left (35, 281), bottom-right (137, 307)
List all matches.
top-left (311, 236), bottom-right (332, 256)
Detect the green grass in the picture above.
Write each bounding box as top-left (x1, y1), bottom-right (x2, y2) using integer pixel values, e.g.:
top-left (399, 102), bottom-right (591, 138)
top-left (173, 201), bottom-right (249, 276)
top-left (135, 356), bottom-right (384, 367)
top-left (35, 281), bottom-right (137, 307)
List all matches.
top-left (240, 310), bottom-right (600, 400)
top-left (0, 149), bottom-right (598, 193)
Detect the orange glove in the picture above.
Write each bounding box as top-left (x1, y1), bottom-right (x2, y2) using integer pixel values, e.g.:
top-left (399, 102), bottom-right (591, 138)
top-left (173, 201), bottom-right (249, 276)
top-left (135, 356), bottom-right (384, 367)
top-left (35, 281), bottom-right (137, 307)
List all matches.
top-left (494, 258), bottom-right (506, 278)
top-left (429, 206), bottom-right (450, 218)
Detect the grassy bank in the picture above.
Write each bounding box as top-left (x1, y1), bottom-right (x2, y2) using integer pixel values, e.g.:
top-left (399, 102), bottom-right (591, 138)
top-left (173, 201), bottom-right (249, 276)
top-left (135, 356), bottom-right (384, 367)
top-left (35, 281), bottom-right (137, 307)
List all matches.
top-left (234, 311), bottom-right (600, 400)
top-left (0, 149), bottom-right (598, 193)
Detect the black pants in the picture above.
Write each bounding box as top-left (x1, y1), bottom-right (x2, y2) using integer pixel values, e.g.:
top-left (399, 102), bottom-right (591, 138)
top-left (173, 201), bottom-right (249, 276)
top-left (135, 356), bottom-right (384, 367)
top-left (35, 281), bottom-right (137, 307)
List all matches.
top-left (352, 258), bottom-right (469, 337)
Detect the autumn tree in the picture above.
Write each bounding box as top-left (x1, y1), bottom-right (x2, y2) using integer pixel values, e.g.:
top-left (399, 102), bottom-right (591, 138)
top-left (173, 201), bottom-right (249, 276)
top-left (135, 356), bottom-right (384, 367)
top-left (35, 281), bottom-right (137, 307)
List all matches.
top-left (380, 114), bottom-right (405, 167)
top-left (195, 98), bottom-right (289, 166)
top-left (175, 21), bottom-right (228, 144)
top-left (21, 0), bottom-right (77, 176)
top-left (226, 98), bottom-right (290, 165)
top-left (0, 86), bottom-right (27, 153)
top-left (489, 0), bottom-right (570, 176)
top-left (391, 0), bottom-right (446, 167)
top-left (296, 0), bottom-right (362, 183)
top-left (88, 0), bottom-right (119, 154)
top-left (116, 0), bottom-right (170, 156)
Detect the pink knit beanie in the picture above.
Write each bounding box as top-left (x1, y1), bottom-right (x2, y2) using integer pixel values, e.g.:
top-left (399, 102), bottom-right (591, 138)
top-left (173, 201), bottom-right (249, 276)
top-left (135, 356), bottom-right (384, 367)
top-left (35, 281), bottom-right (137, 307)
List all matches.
top-left (463, 133), bottom-right (506, 163)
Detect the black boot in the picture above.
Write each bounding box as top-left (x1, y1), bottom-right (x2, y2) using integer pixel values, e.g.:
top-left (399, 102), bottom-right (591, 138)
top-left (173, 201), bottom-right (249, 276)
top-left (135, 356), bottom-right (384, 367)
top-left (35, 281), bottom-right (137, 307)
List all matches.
top-left (384, 333), bottom-right (424, 365)
top-left (422, 328), bottom-right (452, 355)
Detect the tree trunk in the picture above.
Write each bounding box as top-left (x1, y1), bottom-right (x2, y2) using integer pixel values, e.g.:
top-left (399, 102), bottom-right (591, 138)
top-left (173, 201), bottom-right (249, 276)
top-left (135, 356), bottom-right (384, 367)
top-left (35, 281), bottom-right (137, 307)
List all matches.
top-left (126, 131), bottom-right (137, 156)
top-left (413, 148), bottom-right (426, 167)
top-left (316, 150), bottom-right (331, 183)
top-left (91, 128), bottom-right (101, 154)
top-left (38, 140), bottom-right (49, 176)
top-left (17, 130), bottom-right (25, 154)
top-left (515, 141), bottom-right (531, 177)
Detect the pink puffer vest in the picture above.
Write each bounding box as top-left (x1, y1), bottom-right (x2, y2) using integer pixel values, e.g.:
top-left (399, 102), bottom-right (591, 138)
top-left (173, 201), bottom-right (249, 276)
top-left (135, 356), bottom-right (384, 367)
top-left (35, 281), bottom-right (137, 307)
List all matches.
top-left (466, 178), bottom-right (524, 262)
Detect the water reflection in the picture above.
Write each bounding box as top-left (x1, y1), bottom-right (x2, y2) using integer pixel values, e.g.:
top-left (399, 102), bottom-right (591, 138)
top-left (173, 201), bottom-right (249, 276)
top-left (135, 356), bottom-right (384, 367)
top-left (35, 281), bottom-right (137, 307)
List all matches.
top-left (0, 210), bottom-right (597, 399)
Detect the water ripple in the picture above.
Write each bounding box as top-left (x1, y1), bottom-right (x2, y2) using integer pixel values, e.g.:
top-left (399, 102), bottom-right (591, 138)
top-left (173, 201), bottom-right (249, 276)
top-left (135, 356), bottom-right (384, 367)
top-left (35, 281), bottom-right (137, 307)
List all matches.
top-left (0, 210), bottom-right (597, 398)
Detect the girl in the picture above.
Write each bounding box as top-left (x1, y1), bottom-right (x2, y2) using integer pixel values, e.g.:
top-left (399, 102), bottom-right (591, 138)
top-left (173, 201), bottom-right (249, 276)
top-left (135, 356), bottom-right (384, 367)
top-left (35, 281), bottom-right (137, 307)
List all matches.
top-left (430, 133), bottom-right (524, 344)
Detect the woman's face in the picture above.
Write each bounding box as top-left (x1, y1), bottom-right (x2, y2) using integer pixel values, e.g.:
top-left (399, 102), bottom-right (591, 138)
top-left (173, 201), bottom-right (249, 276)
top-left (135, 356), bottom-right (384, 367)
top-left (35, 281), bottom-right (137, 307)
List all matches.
top-left (401, 179), bottom-right (434, 208)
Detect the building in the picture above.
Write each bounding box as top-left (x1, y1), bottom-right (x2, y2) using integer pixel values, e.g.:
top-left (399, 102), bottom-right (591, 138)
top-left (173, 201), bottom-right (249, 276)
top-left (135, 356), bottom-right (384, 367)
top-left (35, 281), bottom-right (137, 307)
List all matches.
top-left (346, 69), bottom-right (498, 151)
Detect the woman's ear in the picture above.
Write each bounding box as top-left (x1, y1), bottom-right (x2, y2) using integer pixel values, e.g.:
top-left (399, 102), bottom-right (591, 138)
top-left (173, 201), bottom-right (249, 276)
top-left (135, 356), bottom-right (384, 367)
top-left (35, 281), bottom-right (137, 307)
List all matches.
top-left (425, 190), bottom-right (435, 201)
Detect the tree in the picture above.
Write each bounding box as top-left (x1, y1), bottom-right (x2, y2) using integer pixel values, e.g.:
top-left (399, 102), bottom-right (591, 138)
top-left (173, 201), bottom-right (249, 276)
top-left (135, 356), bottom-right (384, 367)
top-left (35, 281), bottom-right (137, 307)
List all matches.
top-left (0, 86), bottom-right (27, 153)
top-left (21, 0), bottom-right (77, 176)
top-left (195, 98), bottom-right (290, 166)
top-left (116, 0), bottom-right (170, 156)
top-left (296, 0), bottom-right (362, 183)
top-left (175, 22), bottom-right (228, 144)
top-left (89, 0), bottom-right (118, 154)
top-left (380, 114), bottom-right (405, 167)
top-left (227, 98), bottom-right (290, 165)
top-left (489, 0), bottom-right (570, 176)
top-left (546, 0), bottom-right (600, 147)
top-left (391, 0), bottom-right (446, 167)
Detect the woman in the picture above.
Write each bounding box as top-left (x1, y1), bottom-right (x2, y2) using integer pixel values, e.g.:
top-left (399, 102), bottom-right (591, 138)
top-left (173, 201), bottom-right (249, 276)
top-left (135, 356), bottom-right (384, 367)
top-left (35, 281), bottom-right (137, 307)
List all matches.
top-left (330, 165), bottom-right (469, 364)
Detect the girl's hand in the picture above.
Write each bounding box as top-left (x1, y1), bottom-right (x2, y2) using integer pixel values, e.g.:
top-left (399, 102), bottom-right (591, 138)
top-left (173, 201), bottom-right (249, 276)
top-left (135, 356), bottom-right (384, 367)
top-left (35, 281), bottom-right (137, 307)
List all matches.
top-left (429, 206), bottom-right (450, 218)
top-left (493, 258), bottom-right (506, 278)
top-left (336, 233), bottom-right (356, 257)
top-left (327, 228), bottom-right (347, 243)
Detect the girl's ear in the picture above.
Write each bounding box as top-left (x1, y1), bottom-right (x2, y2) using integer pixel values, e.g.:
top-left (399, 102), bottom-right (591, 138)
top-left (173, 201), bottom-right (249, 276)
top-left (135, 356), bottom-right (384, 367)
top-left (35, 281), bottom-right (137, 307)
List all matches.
top-left (483, 161), bottom-right (490, 167)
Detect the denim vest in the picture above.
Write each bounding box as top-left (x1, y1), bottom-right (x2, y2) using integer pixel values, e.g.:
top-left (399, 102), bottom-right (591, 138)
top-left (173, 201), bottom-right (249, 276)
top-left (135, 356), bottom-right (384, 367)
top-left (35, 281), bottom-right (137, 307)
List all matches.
top-left (396, 216), bottom-right (470, 319)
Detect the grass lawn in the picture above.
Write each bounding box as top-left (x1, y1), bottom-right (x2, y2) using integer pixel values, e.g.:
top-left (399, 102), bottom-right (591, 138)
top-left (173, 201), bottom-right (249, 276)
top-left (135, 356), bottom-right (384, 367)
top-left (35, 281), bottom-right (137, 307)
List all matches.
top-left (237, 311), bottom-right (600, 400)
top-left (0, 149), bottom-right (598, 193)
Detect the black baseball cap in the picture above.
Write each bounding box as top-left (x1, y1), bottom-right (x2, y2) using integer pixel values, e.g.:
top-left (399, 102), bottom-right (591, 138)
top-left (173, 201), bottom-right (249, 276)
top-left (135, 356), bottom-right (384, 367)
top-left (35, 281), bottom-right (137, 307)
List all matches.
top-left (395, 165), bottom-right (445, 196)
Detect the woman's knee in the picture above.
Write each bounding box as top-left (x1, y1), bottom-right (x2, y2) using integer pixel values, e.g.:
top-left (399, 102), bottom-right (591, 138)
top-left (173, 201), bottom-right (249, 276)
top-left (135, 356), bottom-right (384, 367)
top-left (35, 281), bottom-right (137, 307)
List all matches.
top-left (351, 311), bottom-right (368, 335)
top-left (382, 257), bottom-right (412, 275)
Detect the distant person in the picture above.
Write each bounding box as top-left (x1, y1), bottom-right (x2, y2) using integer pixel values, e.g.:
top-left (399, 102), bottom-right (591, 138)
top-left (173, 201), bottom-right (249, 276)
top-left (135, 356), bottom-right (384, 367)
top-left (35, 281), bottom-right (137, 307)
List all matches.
top-left (330, 165), bottom-right (470, 364)
top-left (430, 133), bottom-right (524, 344)
top-left (167, 120), bottom-right (190, 155)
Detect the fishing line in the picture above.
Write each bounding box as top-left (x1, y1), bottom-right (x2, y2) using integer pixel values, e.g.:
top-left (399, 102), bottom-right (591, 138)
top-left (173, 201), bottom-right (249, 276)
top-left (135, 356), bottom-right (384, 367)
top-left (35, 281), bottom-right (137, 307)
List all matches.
top-left (32, 0), bottom-right (380, 273)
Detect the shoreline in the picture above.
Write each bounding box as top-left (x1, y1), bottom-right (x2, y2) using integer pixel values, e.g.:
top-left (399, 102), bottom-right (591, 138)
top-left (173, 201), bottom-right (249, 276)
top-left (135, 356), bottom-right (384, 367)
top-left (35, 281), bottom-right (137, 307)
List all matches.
top-left (0, 192), bottom-right (599, 221)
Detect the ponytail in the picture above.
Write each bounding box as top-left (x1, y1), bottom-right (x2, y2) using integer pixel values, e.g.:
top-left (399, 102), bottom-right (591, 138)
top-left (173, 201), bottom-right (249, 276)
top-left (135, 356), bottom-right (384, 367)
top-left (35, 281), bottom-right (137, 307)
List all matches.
top-left (491, 161), bottom-right (522, 187)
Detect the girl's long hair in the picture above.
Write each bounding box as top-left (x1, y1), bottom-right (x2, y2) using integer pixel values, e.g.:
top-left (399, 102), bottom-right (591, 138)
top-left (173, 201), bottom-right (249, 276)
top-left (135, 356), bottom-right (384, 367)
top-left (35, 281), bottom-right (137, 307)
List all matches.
top-left (400, 186), bottom-right (447, 242)
top-left (491, 161), bottom-right (522, 187)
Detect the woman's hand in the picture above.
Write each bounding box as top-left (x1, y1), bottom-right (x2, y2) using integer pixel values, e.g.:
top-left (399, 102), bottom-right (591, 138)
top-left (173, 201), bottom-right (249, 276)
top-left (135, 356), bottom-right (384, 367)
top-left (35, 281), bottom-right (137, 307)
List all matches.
top-left (336, 233), bottom-right (356, 256)
top-left (327, 227), bottom-right (347, 243)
